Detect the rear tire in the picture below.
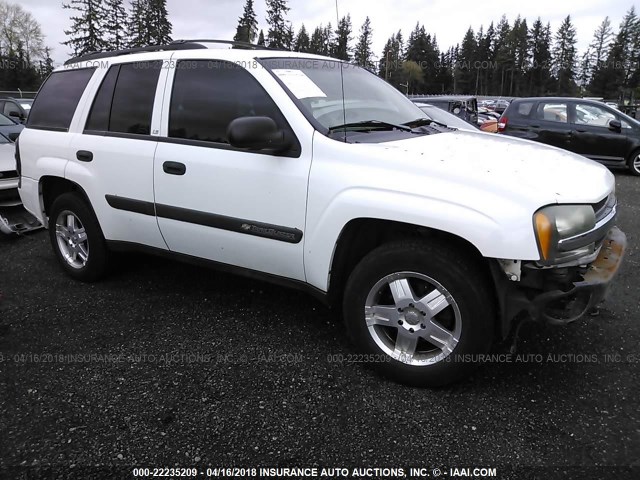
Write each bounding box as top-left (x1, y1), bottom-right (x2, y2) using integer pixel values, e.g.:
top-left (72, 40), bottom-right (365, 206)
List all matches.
top-left (343, 240), bottom-right (495, 387)
top-left (49, 193), bottom-right (109, 282)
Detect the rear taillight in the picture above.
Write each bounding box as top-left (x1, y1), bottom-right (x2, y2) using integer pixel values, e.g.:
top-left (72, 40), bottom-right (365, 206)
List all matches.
top-left (497, 116), bottom-right (507, 133)
top-left (15, 136), bottom-right (21, 188)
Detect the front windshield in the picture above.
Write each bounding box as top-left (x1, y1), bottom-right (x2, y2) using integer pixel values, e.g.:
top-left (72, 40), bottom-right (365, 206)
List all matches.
top-left (262, 58), bottom-right (426, 132)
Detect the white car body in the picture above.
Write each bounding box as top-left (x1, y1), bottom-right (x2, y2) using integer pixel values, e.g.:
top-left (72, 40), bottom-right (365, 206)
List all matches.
top-left (21, 52), bottom-right (614, 283)
top-left (0, 142), bottom-right (19, 201)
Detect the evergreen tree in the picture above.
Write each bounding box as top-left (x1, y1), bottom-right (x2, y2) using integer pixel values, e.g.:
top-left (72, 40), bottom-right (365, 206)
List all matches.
top-left (379, 31), bottom-right (404, 88)
top-left (233, 0), bottom-right (258, 44)
top-left (591, 8), bottom-right (639, 98)
top-left (127, 0), bottom-right (172, 47)
top-left (308, 24), bottom-right (332, 56)
top-left (491, 15), bottom-right (511, 95)
top-left (476, 22), bottom-right (494, 95)
top-left (587, 16), bottom-right (614, 82)
top-left (62, 0), bottom-right (107, 56)
top-left (127, 0), bottom-right (148, 47)
top-left (552, 15), bottom-right (578, 96)
top-left (104, 0), bottom-right (127, 50)
top-left (333, 15), bottom-right (352, 60)
top-left (354, 17), bottom-right (373, 68)
top-left (257, 29), bottom-right (266, 46)
top-left (507, 16), bottom-right (530, 96)
top-left (455, 27), bottom-right (477, 94)
top-left (293, 24), bottom-right (310, 53)
top-left (528, 19), bottom-right (553, 95)
top-left (265, 0), bottom-right (290, 49)
top-left (147, 0), bottom-right (172, 45)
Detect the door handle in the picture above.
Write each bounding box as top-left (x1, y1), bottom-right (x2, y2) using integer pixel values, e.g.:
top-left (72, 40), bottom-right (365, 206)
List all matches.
top-left (530, 125), bottom-right (540, 129)
top-left (163, 161), bottom-right (186, 176)
top-left (575, 129), bottom-right (587, 133)
top-left (76, 150), bottom-right (93, 162)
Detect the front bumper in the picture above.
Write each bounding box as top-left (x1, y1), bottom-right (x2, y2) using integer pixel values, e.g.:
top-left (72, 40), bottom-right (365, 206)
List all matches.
top-left (528, 227), bottom-right (627, 325)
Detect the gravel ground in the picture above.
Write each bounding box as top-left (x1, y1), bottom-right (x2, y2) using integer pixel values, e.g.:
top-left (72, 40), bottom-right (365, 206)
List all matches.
top-left (0, 172), bottom-right (638, 479)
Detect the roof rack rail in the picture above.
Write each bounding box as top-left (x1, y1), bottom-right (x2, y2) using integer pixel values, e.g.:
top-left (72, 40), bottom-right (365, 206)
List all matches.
top-left (64, 42), bottom-right (207, 66)
top-left (170, 39), bottom-right (281, 51)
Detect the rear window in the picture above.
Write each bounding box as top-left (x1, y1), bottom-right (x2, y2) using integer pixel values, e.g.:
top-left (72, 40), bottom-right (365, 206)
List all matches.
top-left (27, 68), bottom-right (96, 131)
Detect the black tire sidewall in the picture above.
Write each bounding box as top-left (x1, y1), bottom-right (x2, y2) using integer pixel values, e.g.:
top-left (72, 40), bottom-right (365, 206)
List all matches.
top-left (343, 241), bottom-right (494, 387)
top-left (48, 193), bottom-right (108, 282)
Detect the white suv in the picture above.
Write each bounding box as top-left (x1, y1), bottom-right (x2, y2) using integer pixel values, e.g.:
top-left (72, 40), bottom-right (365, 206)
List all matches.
top-left (17, 41), bottom-right (626, 386)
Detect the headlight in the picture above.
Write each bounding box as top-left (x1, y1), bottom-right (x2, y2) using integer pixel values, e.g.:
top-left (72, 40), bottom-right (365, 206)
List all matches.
top-left (533, 205), bottom-right (596, 264)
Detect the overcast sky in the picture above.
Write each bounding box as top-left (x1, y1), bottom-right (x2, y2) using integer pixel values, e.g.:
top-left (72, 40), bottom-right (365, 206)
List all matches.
top-left (18, 0), bottom-right (634, 65)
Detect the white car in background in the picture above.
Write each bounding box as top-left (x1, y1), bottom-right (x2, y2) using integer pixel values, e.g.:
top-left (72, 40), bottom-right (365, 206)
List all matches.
top-left (0, 133), bottom-right (40, 234)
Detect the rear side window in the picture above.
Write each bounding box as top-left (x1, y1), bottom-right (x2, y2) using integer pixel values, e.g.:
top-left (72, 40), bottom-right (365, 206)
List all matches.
top-left (110, 62), bottom-right (161, 135)
top-left (85, 61), bottom-right (161, 135)
top-left (168, 60), bottom-right (288, 144)
top-left (27, 68), bottom-right (96, 131)
top-left (85, 66), bottom-right (119, 132)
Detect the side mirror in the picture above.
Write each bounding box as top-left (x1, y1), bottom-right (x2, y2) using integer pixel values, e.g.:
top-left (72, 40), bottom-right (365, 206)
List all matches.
top-left (227, 116), bottom-right (291, 152)
top-left (608, 119), bottom-right (622, 132)
top-left (8, 110), bottom-right (20, 118)
top-left (7, 132), bottom-right (19, 142)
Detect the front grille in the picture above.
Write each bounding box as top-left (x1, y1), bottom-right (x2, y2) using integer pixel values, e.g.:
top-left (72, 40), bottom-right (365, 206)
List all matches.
top-left (0, 188), bottom-right (19, 203)
top-left (593, 193), bottom-right (616, 223)
top-left (0, 170), bottom-right (18, 179)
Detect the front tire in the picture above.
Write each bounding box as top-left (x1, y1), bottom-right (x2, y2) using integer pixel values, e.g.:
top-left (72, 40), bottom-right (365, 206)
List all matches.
top-left (628, 150), bottom-right (640, 176)
top-left (343, 240), bottom-right (495, 387)
top-left (49, 193), bottom-right (109, 282)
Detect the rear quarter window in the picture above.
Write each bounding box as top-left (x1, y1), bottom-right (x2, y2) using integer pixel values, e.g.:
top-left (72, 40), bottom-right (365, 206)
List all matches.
top-left (27, 68), bottom-right (96, 131)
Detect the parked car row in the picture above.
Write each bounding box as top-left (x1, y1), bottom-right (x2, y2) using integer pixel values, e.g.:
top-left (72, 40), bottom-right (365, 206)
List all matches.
top-left (498, 97), bottom-right (640, 176)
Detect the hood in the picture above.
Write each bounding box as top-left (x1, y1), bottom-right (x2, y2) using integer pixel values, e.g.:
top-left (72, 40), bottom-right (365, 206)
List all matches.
top-left (383, 130), bottom-right (614, 204)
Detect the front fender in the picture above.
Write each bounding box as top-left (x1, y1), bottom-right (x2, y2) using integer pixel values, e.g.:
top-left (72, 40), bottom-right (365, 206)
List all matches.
top-left (303, 187), bottom-right (540, 292)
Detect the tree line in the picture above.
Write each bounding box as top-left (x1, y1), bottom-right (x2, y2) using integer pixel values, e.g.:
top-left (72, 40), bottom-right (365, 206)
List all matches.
top-left (0, 1), bottom-right (53, 91)
top-left (234, 0), bottom-right (640, 101)
top-left (63, 0), bottom-right (172, 56)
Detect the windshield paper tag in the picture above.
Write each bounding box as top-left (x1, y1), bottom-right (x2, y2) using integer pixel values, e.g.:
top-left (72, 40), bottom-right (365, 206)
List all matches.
top-left (273, 69), bottom-right (327, 99)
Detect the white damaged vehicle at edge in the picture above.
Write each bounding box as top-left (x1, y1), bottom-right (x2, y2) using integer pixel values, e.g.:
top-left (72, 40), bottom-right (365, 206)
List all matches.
top-left (17, 44), bottom-right (626, 386)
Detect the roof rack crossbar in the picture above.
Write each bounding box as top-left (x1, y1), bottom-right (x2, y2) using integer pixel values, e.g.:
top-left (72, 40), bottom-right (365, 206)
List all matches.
top-left (170, 39), bottom-right (282, 51)
top-left (64, 42), bottom-right (207, 66)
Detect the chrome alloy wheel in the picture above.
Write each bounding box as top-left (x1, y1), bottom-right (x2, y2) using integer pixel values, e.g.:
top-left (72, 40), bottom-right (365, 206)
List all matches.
top-left (55, 210), bottom-right (89, 269)
top-left (633, 153), bottom-right (640, 175)
top-left (364, 272), bottom-right (462, 366)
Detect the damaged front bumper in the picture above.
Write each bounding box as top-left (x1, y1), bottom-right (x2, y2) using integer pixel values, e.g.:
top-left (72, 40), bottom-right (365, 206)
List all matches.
top-left (528, 227), bottom-right (627, 325)
top-left (493, 227), bottom-right (627, 333)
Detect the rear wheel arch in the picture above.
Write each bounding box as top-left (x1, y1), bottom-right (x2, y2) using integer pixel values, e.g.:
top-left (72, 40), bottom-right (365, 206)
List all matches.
top-left (40, 176), bottom-right (94, 220)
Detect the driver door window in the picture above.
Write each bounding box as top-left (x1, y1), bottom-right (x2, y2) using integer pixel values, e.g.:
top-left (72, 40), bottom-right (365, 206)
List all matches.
top-left (574, 103), bottom-right (619, 128)
top-left (169, 60), bottom-right (290, 147)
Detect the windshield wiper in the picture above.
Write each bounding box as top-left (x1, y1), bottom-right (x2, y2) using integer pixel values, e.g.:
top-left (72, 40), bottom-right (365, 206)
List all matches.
top-left (328, 120), bottom-right (414, 133)
top-left (402, 117), bottom-right (449, 128)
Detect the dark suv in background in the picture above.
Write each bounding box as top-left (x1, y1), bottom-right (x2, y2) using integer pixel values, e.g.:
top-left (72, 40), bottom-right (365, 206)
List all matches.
top-left (498, 97), bottom-right (640, 176)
